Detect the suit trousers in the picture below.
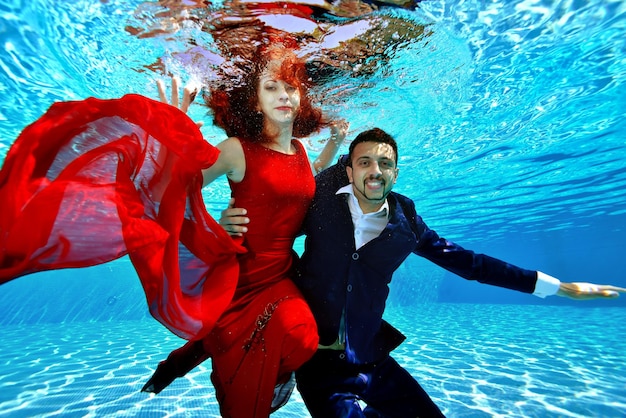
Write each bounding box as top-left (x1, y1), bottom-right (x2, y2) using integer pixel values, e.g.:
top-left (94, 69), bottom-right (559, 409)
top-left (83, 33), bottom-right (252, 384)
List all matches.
top-left (296, 350), bottom-right (445, 418)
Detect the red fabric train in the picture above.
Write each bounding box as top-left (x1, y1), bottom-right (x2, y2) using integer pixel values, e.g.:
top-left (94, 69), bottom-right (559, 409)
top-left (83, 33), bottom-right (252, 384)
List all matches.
top-left (0, 94), bottom-right (244, 340)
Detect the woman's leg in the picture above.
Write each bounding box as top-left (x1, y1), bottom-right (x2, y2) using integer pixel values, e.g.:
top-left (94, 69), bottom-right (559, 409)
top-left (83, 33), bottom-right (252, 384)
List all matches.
top-left (209, 295), bottom-right (318, 418)
top-left (141, 339), bottom-right (209, 394)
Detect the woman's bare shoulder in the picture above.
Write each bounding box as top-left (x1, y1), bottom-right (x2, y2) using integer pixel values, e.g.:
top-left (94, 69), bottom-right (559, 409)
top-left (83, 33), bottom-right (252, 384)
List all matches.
top-left (217, 136), bottom-right (243, 151)
top-left (212, 137), bottom-right (245, 183)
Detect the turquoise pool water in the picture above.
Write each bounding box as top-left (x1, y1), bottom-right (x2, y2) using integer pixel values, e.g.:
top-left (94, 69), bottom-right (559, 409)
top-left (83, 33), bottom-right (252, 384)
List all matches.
top-left (1, 0), bottom-right (625, 416)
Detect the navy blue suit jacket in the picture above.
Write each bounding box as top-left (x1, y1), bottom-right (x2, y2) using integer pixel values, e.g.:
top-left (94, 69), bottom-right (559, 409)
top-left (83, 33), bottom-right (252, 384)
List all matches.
top-left (295, 156), bottom-right (538, 365)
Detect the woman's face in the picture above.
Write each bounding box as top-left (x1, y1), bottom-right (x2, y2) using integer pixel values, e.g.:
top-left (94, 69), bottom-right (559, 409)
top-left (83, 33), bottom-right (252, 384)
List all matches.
top-left (256, 61), bottom-right (301, 127)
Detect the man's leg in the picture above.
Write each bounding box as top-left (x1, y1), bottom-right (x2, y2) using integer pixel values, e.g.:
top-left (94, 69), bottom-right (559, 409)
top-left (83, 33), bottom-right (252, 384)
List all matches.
top-left (361, 356), bottom-right (445, 418)
top-left (141, 339), bottom-right (209, 394)
top-left (297, 351), bottom-right (371, 418)
top-left (297, 352), bottom-right (445, 418)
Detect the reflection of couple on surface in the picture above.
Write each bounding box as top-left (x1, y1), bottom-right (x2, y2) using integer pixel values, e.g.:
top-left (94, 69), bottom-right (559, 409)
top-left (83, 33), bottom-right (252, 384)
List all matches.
top-left (130, 0), bottom-right (427, 82)
top-left (0, 41), bottom-right (624, 418)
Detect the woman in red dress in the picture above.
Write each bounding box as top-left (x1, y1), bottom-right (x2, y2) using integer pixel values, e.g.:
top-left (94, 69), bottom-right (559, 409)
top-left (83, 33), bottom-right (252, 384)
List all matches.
top-left (146, 44), bottom-right (347, 417)
top-left (207, 46), bottom-right (345, 416)
top-left (0, 42), bottom-right (346, 417)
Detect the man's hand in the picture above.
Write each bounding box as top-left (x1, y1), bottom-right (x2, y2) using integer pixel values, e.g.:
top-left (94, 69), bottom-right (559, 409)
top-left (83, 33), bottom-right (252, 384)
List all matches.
top-left (157, 76), bottom-right (203, 127)
top-left (219, 198), bottom-right (250, 237)
top-left (557, 282), bottom-right (626, 300)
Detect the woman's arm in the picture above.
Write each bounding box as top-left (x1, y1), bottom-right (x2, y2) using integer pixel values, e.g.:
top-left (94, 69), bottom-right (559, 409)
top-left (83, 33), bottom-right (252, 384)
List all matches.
top-left (312, 120), bottom-right (349, 174)
top-left (202, 137), bottom-right (245, 187)
top-left (156, 77), bottom-right (244, 188)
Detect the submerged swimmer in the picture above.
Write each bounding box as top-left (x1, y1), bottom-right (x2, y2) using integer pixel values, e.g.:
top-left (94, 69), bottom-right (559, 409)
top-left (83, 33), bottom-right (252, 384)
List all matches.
top-left (141, 42), bottom-right (350, 417)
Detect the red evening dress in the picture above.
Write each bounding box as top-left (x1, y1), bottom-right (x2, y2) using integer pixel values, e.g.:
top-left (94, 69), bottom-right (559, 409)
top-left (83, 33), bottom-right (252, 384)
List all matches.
top-left (0, 95), bottom-right (244, 339)
top-left (0, 96), bottom-right (319, 417)
top-left (204, 139), bottom-right (319, 418)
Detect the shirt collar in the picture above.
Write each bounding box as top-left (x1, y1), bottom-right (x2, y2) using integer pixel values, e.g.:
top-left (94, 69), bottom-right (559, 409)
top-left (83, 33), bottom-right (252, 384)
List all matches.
top-left (336, 184), bottom-right (389, 217)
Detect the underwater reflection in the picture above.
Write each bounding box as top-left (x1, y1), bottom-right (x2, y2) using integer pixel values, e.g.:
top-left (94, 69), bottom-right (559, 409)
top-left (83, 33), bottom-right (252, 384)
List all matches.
top-left (127, 0), bottom-right (427, 84)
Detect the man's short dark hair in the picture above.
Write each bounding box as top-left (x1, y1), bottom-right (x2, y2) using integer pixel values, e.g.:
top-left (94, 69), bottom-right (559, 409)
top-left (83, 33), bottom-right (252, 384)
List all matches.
top-left (347, 128), bottom-right (398, 166)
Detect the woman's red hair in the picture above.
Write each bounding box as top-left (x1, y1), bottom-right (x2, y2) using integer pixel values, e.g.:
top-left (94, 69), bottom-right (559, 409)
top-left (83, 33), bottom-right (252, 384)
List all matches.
top-left (205, 43), bottom-right (325, 141)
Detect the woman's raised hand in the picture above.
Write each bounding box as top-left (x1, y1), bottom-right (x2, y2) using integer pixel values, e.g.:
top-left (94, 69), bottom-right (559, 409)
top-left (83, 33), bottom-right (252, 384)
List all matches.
top-left (156, 76), bottom-right (203, 127)
top-left (330, 119), bottom-right (349, 144)
top-left (312, 119), bottom-right (350, 174)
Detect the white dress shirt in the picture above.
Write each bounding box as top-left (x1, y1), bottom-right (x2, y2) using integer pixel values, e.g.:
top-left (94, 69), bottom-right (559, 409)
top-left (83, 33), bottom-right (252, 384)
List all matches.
top-left (336, 184), bottom-right (561, 297)
top-left (318, 185), bottom-right (560, 349)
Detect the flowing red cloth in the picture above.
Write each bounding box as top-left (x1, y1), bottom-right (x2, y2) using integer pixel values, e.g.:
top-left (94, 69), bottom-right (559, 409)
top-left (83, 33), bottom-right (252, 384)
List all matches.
top-left (0, 94), bottom-right (244, 340)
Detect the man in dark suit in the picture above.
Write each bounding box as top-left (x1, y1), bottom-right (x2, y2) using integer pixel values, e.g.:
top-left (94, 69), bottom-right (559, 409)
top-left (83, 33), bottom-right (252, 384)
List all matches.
top-left (236, 128), bottom-right (624, 417)
top-left (145, 128), bottom-right (624, 417)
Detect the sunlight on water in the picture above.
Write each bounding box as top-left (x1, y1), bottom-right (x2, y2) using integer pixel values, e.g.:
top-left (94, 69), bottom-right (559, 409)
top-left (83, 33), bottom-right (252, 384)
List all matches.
top-left (2, 0), bottom-right (623, 240)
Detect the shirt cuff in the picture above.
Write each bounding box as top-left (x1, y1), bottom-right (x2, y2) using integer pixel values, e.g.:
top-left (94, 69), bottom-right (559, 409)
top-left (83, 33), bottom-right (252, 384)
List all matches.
top-left (533, 271), bottom-right (561, 298)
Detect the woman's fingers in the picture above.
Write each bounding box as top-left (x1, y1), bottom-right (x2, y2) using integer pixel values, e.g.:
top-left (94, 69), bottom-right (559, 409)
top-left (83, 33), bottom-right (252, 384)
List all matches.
top-left (171, 76), bottom-right (180, 108)
top-left (181, 85), bottom-right (197, 113)
top-left (157, 76), bottom-right (199, 118)
top-left (157, 79), bottom-right (168, 103)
